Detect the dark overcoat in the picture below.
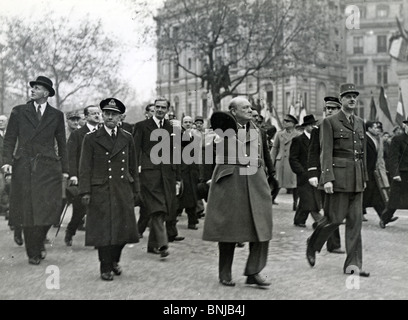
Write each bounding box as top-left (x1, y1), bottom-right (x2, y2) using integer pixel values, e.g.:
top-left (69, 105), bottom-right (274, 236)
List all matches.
top-left (133, 117), bottom-right (180, 216)
top-left (290, 132), bottom-right (321, 211)
top-left (3, 101), bottom-right (68, 227)
top-left (386, 132), bottom-right (408, 208)
top-left (363, 135), bottom-right (384, 208)
top-left (319, 111), bottom-right (368, 192)
top-left (67, 124), bottom-right (91, 177)
top-left (78, 127), bottom-right (139, 247)
top-left (202, 122), bottom-right (273, 243)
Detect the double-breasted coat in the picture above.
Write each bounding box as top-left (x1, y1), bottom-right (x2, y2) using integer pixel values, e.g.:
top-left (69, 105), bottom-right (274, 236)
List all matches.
top-left (202, 121), bottom-right (274, 243)
top-left (67, 124), bottom-right (91, 178)
top-left (270, 129), bottom-right (298, 189)
top-left (319, 111), bottom-right (368, 192)
top-left (78, 127), bottom-right (139, 247)
top-left (3, 101), bottom-right (68, 227)
top-left (290, 132), bottom-right (321, 211)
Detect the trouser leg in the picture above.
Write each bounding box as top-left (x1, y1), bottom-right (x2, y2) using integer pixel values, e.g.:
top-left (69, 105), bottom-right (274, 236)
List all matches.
top-left (186, 206), bottom-right (198, 226)
top-left (244, 241), bottom-right (269, 276)
top-left (148, 211), bottom-right (168, 250)
top-left (381, 208), bottom-right (397, 223)
top-left (137, 204), bottom-right (149, 235)
top-left (218, 242), bottom-right (235, 281)
top-left (111, 244), bottom-right (125, 263)
top-left (326, 227), bottom-right (341, 251)
top-left (98, 246), bottom-right (113, 273)
top-left (66, 196), bottom-right (87, 236)
top-left (23, 226), bottom-right (43, 259)
top-left (294, 208), bottom-right (308, 225)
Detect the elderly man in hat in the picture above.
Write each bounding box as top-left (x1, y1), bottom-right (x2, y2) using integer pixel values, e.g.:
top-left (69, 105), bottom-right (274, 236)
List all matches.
top-left (203, 97), bottom-right (275, 287)
top-left (306, 83), bottom-right (370, 277)
top-left (289, 114), bottom-right (323, 228)
top-left (78, 98), bottom-right (139, 281)
top-left (307, 96), bottom-right (345, 254)
top-left (271, 114), bottom-right (300, 208)
top-left (2, 76), bottom-right (69, 265)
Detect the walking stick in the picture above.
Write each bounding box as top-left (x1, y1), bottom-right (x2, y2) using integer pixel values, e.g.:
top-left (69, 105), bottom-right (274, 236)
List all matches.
top-left (53, 201), bottom-right (70, 242)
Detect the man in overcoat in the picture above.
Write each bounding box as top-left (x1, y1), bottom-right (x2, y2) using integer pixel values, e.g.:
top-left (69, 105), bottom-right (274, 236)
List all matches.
top-left (202, 97), bottom-right (274, 287)
top-left (307, 97), bottom-right (344, 254)
top-left (289, 114), bottom-right (323, 228)
top-left (306, 83), bottom-right (370, 277)
top-left (271, 114), bottom-right (299, 209)
top-left (64, 105), bottom-right (101, 246)
top-left (133, 97), bottom-right (182, 258)
top-left (79, 98), bottom-right (139, 281)
top-left (2, 76), bottom-right (69, 265)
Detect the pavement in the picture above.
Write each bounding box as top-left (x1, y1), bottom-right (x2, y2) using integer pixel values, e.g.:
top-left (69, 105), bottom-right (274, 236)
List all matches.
top-left (0, 192), bottom-right (408, 301)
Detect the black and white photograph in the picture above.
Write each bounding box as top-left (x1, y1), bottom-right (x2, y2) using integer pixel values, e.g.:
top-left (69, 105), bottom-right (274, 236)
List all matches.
top-left (1, 0), bottom-right (408, 306)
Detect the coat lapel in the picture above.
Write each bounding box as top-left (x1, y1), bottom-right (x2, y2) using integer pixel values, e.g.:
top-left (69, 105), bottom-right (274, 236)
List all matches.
top-left (35, 103), bottom-right (57, 134)
top-left (111, 129), bottom-right (128, 157)
top-left (94, 127), bottom-right (114, 151)
top-left (23, 101), bottom-right (40, 128)
top-left (338, 111), bottom-right (353, 131)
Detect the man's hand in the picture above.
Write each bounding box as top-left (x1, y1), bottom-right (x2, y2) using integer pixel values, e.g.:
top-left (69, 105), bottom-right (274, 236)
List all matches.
top-left (393, 176), bottom-right (402, 182)
top-left (309, 177), bottom-right (319, 188)
top-left (82, 194), bottom-right (91, 206)
top-left (324, 181), bottom-right (334, 194)
top-left (69, 176), bottom-right (78, 186)
top-left (2, 164), bottom-right (12, 175)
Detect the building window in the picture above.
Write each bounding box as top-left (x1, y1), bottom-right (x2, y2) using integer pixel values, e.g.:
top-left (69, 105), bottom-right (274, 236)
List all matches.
top-left (187, 103), bottom-right (192, 116)
top-left (188, 58), bottom-right (192, 70)
top-left (174, 96), bottom-right (179, 114)
top-left (353, 66), bottom-right (364, 86)
top-left (377, 35), bottom-right (387, 53)
top-left (376, 5), bottom-right (389, 18)
top-left (377, 65), bottom-right (388, 85)
top-left (353, 36), bottom-right (364, 54)
top-left (173, 60), bottom-right (179, 79)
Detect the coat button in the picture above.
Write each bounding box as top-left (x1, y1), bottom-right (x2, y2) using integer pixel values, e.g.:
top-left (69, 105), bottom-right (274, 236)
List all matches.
top-left (121, 168), bottom-right (124, 171)
top-left (108, 160), bottom-right (111, 163)
top-left (109, 176), bottom-right (112, 179)
top-left (106, 152), bottom-right (109, 155)
top-left (108, 168), bottom-right (112, 171)
top-left (122, 159), bottom-right (125, 163)
top-left (121, 175), bottom-right (124, 179)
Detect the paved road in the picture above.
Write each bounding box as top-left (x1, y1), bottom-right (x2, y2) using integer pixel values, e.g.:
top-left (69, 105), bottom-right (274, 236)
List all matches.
top-left (1, 193), bottom-right (407, 301)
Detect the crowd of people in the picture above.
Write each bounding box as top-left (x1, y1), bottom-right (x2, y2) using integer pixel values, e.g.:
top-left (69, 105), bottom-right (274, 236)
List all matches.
top-left (0, 75), bottom-right (406, 284)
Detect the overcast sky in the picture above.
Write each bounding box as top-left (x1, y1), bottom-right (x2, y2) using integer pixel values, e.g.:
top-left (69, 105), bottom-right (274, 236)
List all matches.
top-left (0, 0), bottom-right (164, 102)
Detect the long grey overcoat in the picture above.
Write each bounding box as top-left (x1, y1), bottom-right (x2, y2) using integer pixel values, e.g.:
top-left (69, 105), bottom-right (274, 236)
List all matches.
top-left (3, 101), bottom-right (68, 227)
top-left (79, 127), bottom-right (139, 247)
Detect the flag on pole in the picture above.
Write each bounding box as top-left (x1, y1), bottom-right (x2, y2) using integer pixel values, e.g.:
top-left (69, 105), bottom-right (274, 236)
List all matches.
top-left (395, 88), bottom-right (406, 127)
top-left (379, 86), bottom-right (394, 125)
top-left (288, 94), bottom-right (297, 118)
top-left (298, 97), bottom-right (307, 125)
top-left (270, 105), bottom-right (282, 131)
top-left (369, 93), bottom-right (377, 121)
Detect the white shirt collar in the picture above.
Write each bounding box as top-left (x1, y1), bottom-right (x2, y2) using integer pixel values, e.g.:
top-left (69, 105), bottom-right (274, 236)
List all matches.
top-left (153, 116), bottom-right (164, 128)
top-left (103, 125), bottom-right (116, 136)
top-left (86, 123), bottom-right (97, 132)
top-left (34, 101), bottom-right (46, 115)
top-left (304, 131), bottom-right (311, 139)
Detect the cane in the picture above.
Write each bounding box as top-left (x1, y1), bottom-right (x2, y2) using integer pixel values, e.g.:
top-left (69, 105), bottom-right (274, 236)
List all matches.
top-left (53, 201), bottom-right (70, 243)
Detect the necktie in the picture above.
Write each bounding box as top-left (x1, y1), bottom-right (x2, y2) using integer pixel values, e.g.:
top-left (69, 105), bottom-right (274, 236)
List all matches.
top-left (37, 105), bottom-right (42, 121)
top-left (159, 120), bottom-right (163, 128)
top-left (349, 116), bottom-right (354, 126)
top-left (111, 128), bottom-right (116, 140)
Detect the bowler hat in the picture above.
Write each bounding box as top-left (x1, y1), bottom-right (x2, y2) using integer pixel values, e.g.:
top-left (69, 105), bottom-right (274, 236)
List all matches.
top-left (99, 98), bottom-right (126, 114)
top-left (301, 114), bottom-right (317, 126)
top-left (29, 76), bottom-right (55, 97)
top-left (66, 111), bottom-right (81, 120)
top-left (324, 96), bottom-right (341, 108)
top-left (339, 83), bottom-right (359, 97)
top-left (210, 111), bottom-right (237, 134)
top-left (284, 114), bottom-right (298, 125)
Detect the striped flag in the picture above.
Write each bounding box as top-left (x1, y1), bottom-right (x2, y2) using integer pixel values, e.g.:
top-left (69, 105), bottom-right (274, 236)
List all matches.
top-left (369, 94), bottom-right (377, 121)
top-left (395, 89), bottom-right (406, 127)
top-left (379, 86), bottom-right (394, 125)
top-left (270, 105), bottom-right (282, 131)
top-left (298, 97), bottom-right (307, 125)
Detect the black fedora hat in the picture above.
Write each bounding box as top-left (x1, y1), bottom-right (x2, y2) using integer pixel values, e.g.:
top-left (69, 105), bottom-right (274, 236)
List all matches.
top-left (339, 83), bottom-right (359, 97)
top-left (29, 76), bottom-right (55, 97)
top-left (210, 111), bottom-right (237, 135)
top-left (301, 114), bottom-right (317, 126)
top-left (99, 98), bottom-right (126, 114)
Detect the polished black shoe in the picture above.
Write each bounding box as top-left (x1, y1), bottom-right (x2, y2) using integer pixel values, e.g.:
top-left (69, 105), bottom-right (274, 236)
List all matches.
top-left (306, 238), bottom-right (316, 267)
top-left (169, 236), bottom-right (185, 242)
top-left (112, 263), bottom-right (122, 276)
top-left (328, 248), bottom-right (345, 254)
top-left (14, 233), bottom-right (23, 246)
top-left (344, 270), bottom-right (370, 278)
top-left (40, 249), bottom-right (47, 260)
top-left (294, 223), bottom-right (306, 228)
top-left (147, 247), bottom-right (160, 254)
top-left (219, 279), bottom-right (236, 287)
top-left (272, 201), bottom-right (278, 205)
top-left (64, 232), bottom-right (73, 247)
top-left (28, 257), bottom-right (41, 265)
top-left (160, 249), bottom-right (169, 258)
top-left (246, 274), bottom-right (271, 286)
top-left (101, 272), bottom-right (114, 281)
top-left (389, 216), bottom-right (399, 223)
top-left (379, 219), bottom-right (386, 229)
top-left (188, 224), bottom-right (198, 230)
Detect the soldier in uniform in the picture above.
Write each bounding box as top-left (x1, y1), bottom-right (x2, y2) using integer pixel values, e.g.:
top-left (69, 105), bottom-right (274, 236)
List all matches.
top-left (306, 83), bottom-right (370, 277)
top-left (78, 98), bottom-right (139, 281)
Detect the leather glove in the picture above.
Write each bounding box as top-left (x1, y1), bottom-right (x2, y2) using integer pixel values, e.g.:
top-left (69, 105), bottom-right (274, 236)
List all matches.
top-left (82, 194), bottom-right (91, 206)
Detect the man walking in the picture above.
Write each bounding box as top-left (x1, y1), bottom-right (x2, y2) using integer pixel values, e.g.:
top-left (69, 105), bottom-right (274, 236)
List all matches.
top-left (79, 98), bottom-right (139, 281)
top-left (65, 105), bottom-right (101, 246)
top-left (306, 83), bottom-right (370, 277)
top-left (2, 76), bottom-right (69, 265)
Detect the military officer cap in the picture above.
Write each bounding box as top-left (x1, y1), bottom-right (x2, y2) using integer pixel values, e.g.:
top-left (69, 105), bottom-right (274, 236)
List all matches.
top-left (284, 114), bottom-right (298, 125)
top-left (99, 98), bottom-right (126, 114)
top-left (66, 111), bottom-right (81, 120)
top-left (194, 116), bottom-right (204, 123)
top-left (339, 83), bottom-right (359, 97)
top-left (324, 96), bottom-right (341, 109)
